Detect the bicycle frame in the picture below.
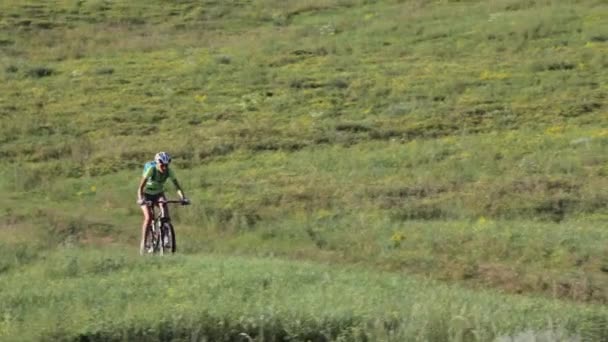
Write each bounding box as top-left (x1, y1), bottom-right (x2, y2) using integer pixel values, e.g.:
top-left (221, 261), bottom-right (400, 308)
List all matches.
top-left (143, 200), bottom-right (188, 255)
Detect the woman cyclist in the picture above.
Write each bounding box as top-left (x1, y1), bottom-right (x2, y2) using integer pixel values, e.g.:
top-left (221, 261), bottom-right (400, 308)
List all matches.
top-left (137, 152), bottom-right (189, 255)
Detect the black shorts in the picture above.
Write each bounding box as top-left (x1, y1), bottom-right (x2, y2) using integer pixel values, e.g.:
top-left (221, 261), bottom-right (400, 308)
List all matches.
top-left (142, 192), bottom-right (166, 205)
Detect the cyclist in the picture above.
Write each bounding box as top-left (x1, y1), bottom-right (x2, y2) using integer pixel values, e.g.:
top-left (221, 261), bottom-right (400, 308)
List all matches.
top-left (137, 151), bottom-right (189, 255)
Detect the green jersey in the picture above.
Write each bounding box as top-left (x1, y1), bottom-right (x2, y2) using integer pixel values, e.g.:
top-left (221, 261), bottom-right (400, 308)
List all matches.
top-left (143, 166), bottom-right (177, 195)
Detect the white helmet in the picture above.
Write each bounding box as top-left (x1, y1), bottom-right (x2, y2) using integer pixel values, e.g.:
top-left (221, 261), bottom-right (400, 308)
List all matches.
top-left (154, 151), bottom-right (171, 165)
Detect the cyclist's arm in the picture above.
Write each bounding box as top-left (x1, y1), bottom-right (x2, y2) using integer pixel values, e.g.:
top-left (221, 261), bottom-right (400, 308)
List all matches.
top-left (173, 179), bottom-right (186, 199)
top-left (138, 168), bottom-right (154, 202)
top-left (137, 176), bottom-right (148, 202)
top-left (169, 169), bottom-right (187, 200)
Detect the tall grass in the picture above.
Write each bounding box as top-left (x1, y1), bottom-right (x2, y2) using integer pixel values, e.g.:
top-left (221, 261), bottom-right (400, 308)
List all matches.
top-left (1, 249), bottom-right (607, 341)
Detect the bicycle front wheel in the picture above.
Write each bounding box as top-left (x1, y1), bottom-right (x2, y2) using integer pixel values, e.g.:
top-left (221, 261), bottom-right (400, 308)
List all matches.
top-left (161, 222), bottom-right (176, 254)
top-left (143, 224), bottom-right (159, 255)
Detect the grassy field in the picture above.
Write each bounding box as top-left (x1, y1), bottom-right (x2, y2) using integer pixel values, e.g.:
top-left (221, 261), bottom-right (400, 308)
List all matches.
top-left (2, 248), bottom-right (608, 341)
top-left (1, 0), bottom-right (608, 340)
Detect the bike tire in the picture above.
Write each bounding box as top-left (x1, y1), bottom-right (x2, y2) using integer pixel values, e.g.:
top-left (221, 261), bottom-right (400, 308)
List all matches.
top-left (155, 219), bottom-right (163, 256)
top-left (143, 224), bottom-right (158, 255)
top-left (161, 222), bottom-right (176, 254)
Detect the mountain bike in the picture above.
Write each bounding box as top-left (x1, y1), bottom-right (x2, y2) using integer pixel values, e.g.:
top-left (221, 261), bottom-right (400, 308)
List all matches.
top-left (143, 199), bottom-right (189, 255)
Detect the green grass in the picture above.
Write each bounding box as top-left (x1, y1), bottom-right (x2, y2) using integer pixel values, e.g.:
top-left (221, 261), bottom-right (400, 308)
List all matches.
top-left (1, 0), bottom-right (608, 340)
top-left (1, 248), bottom-right (607, 341)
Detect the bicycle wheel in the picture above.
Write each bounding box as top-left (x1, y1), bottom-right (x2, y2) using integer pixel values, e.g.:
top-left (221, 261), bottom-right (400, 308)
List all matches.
top-left (143, 224), bottom-right (157, 254)
top-left (161, 222), bottom-right (176, 254)
top-left (154, 218), bottom-right (164, 255)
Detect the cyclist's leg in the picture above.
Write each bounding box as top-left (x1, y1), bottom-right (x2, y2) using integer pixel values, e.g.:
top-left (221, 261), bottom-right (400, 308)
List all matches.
top-left (139, 194), bottom-right (153, 255)
top-left (157, 193), bottom-right (172, 247)
top-left (158, 192), bottom-right (170, 222)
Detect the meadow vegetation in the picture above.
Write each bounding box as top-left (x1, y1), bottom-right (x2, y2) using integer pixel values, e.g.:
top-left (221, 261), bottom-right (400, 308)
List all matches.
top-left (1, 0), bottom-right (607, 340)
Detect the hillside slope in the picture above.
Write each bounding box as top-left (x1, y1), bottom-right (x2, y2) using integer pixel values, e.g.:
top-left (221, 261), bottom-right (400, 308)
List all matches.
top-left (1, 0), bottom-right (608, 315)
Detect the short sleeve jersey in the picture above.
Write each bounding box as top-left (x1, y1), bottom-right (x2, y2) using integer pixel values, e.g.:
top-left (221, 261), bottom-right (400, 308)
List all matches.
top-left (143, 166), bottom-right (177, 195)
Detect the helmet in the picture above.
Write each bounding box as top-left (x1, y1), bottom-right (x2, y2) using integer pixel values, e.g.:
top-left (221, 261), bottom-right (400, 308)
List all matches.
top-left (154, 151), bottom-right (171, 165)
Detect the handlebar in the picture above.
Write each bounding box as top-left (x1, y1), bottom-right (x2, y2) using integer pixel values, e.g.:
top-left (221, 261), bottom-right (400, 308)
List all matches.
top-left (142, 199), bottom-right (191, 206)
top-left (161, 200), bottom-right (190, 204)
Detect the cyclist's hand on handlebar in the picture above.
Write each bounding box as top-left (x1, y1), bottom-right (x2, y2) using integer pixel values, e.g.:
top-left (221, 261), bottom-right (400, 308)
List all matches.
top-left (181, 198), bottom-right (191, 205)
top-left (137, 198), bottom-right (145, 206)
